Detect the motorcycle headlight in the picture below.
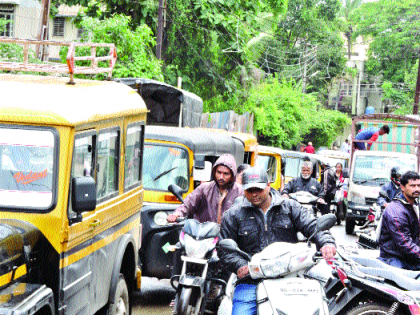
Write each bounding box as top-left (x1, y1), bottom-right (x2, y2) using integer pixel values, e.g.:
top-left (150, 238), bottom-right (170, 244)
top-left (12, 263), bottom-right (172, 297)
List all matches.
top-left (154, 211), bottom-right (169, 226)
top-left (184, 234), bottom-right (217, 259)
top-left (259, 252), bottom-right (291, 278)
top-left (350, 191), bottom-right (365, 205)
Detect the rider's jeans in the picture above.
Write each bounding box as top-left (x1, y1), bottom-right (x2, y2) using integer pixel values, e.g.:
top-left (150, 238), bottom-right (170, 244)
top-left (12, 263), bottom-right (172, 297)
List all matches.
top-left (232, 284), bottom-right (257, 315)
top-left (378, 257), bottom-right (420, 271)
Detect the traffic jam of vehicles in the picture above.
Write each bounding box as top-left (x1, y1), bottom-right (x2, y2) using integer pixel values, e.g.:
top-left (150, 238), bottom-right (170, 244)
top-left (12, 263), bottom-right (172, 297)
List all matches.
top-left (1, 38), bottom-right (420, 315)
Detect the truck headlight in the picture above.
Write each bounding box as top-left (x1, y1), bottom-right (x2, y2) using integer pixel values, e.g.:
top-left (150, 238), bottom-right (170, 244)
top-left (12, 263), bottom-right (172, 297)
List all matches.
top-left (154, 211), bottom-right (169, 226)
top-left (350, 191), bottom-right (365, 205)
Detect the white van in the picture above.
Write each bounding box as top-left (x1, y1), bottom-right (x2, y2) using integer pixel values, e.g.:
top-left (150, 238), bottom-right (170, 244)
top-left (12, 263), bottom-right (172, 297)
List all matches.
top-left (345, 150), bottom-right (417, 234)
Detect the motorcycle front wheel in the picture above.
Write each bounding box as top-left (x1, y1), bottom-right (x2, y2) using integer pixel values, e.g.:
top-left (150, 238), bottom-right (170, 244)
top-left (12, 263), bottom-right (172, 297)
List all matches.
top-left (175, 287), bottom-right (194, 315)
top-left (345, 302), bottom-right (404, 315)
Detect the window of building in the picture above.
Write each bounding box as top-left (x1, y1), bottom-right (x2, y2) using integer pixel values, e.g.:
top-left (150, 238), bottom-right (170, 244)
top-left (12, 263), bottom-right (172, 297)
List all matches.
top-left (96, 128), bottom-right (120, 201)
top-left (0, 5), bottom-right (14, 37)
top-left (53, 17), bottom-right (65, 37)
top-left (124, 124), bottom-right (144, 190)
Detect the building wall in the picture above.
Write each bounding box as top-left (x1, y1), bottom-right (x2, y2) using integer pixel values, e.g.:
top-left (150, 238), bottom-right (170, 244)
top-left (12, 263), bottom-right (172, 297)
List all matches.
top-left (48, 16), bottom-right (79, 60)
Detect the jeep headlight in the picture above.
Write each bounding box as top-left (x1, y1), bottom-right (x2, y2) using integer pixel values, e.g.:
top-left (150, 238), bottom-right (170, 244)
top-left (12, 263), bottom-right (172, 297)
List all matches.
top-left (350, 191), bottom-right (365, 205)
top-left (154, 211), bottom-right (169, 226)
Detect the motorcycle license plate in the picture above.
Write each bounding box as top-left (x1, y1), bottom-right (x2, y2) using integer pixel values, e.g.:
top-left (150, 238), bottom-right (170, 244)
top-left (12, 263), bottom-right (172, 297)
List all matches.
top-left (278, 281), bottom-right (320, 295)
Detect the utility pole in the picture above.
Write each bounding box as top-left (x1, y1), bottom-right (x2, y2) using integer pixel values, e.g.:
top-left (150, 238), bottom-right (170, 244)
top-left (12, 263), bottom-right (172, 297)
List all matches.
top-left (413, 53), bottom-right (420, 115)
top-left (156, 0), bottom-right (165, 60)
top-left (36, 0), bottom-right (50, 61)
top-left (302, 44), bottom-right (308, 93)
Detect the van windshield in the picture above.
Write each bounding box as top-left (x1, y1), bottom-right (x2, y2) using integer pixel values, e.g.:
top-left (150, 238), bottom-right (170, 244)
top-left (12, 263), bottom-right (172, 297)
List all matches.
top-left (352, 155), bottom-right (416, 185)
top-left (0, 127), bottom-right (56, 210)
top-left (143, 144), bottom-right (189, 191)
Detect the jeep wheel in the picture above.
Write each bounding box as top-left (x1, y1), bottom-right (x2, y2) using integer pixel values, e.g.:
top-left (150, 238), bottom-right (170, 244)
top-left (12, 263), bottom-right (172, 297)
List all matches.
top-left (108, 274), bottom-right (129, 315)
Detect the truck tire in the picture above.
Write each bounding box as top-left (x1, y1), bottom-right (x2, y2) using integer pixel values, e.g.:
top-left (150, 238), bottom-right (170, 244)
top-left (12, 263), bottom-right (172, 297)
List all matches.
top-left (345, 218), bottom-right (355, 235)
top-left (345, 302), bottom-right (404, 315)
top-left (108, 274), bottom-right (129, 315)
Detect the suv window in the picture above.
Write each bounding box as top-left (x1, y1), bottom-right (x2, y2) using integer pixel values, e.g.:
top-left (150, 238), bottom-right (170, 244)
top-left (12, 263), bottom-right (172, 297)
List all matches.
top-left (97, 129), bottom-right (120, 200)
top-left (0, 127), bottom-right (56, 210)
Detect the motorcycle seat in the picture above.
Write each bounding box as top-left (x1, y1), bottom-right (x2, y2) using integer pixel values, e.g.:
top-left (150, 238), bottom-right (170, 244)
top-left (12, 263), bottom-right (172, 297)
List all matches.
top-left (349, 255), bottom-right (420, 279)
top-left (356, 265), bottom-right (420, 291)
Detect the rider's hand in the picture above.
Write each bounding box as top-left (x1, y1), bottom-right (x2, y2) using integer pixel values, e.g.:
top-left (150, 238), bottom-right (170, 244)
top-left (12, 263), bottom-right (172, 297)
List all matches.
top-left (320, 244), bottom-right (336, 261)
top-left (167, 214), bottom-right (179, 223)
top-left (282, 194), bottom-right (289, 199)
top-left (237, 265), bottom-right (250, 279)
top-left (317, 198), bottom-right (326, 204)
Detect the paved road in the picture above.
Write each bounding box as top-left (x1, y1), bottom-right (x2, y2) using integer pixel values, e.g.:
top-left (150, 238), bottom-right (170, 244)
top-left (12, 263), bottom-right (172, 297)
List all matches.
top-left (132, 223), bottom-right (359, 314)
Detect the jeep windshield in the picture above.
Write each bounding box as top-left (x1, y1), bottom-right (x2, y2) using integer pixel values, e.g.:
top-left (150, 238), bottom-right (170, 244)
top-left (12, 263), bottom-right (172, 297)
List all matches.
top-left (143, 144), bottom-right (189, 191)
top-left (352, 155), bottom-right (416, 186)
top-left (0, 127), bottom-right (57, 210)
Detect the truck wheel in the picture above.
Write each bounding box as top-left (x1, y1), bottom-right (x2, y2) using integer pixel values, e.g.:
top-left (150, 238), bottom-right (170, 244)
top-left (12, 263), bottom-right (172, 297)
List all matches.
top-left (108, 274), bottom-right (129, 315)
top-left (345, 302), bottom-right (404, 315)
top-left (345, 218), bottom-right (355, 235)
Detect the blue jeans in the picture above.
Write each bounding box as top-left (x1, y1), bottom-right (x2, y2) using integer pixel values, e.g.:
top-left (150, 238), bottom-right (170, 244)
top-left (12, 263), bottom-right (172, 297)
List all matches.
top-left (378, 257), bottom-right (420, 271)
top-left (232, 284), bottom-right (257, 315)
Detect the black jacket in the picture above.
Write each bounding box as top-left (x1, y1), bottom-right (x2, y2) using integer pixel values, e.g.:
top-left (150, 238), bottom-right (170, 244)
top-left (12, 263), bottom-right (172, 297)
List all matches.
top-left (219, 189), bottom-right (335, 283)
top-left (281, 176), bottom-right (325, 199)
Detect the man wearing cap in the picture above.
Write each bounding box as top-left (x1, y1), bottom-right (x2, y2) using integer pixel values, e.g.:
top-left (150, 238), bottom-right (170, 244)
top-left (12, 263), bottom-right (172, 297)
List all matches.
top-left (219, 167), bottom-right (336, 315)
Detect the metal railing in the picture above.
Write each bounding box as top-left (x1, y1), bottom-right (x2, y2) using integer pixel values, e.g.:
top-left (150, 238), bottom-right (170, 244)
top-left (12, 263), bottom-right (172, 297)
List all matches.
top-left (0, 37), bottom-right (117, 84)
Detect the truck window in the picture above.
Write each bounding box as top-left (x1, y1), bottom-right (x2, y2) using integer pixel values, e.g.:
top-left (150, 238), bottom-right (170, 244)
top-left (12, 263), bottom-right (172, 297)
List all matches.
top-left (97, 128), bottom-right (120, 200)
top-left (0, 127), bottom-right (56, 210)
top-left (124, 124), bottom-right (144, 190)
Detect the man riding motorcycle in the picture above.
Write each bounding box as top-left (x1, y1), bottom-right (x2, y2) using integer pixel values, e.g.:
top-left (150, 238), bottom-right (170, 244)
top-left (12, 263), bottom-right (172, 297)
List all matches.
top-left (219, 167), bottom-right (336, 315)
top-left (281, 160), bottom-right (328, 215)
top-left (377, 166), bottom-right (402, 208)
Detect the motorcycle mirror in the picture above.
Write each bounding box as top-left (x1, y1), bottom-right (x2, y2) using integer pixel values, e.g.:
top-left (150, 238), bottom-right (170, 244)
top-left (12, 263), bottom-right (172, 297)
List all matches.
top-left (218, 239), bottom-right (239, 252)
top-left (316, 213), bottom-right (337, 232)
top-left (168, 184), bottom-right (184, 203)
top-left (342, 169), bottom-right (349, 178)
top-left (378, 191), bottom-right (389, 199)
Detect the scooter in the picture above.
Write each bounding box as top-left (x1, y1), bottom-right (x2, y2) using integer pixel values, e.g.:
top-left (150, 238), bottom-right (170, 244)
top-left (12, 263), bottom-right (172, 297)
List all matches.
top-left (356, 191), bottom-right (388, 250)
top-left (218, 214), bottom-right (337, 315)
top-left (289, 191), bottom-right (323, 216)
top-left (325, 250), bottom-right (420, 315)
top-left (168, 185), bottom-right (227, 315)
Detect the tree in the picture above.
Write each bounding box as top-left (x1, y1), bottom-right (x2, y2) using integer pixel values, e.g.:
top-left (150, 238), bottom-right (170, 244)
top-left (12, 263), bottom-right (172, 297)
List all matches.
top-left (60, 14), bottom-right (163, 80)
top-left (351, 0), bottom-right (420, 83)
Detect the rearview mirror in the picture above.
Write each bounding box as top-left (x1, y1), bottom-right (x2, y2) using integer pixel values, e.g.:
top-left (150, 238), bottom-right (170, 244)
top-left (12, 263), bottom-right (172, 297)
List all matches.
top-left (72, 176), bottom-right (96, 213)
top-left (193, 160), bottom-right (212, 182)
top-left (168, 184), bottom-right (184, 203)
top-left (342, 168), bottom-right (349, 178)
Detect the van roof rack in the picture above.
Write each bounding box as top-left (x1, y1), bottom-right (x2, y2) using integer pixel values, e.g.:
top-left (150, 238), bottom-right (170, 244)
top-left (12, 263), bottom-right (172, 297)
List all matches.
top-left (0, 37), bottom-right (117, 84)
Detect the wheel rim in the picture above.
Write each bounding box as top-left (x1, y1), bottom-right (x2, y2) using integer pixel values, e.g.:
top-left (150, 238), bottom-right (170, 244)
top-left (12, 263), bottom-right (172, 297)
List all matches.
top-left (115, 296), bottom-right (127, 315)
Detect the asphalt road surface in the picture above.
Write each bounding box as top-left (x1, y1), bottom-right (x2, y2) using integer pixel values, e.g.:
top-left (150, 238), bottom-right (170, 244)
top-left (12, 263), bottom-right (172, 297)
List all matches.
top-left (132, 223), bottom-right (360, 314)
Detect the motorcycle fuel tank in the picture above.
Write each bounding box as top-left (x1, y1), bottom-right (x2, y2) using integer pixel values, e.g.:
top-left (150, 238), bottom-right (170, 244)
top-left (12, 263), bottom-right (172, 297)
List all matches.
top-left (257, 277), bottom-right (329, 315)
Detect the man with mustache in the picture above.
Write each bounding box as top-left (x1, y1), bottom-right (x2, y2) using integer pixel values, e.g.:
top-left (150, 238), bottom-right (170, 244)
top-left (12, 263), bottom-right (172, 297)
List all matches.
top-left (219, 167), bottom-right (336, 315)
top-left (379, 171), bottom-right (420, 270)
top-left (167, 154), bottom-right (243, 224)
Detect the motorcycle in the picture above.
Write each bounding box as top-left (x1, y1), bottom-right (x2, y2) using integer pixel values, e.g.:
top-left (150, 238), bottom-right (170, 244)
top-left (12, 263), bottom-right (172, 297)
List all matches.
top-left (218, 214), bottom-right (337, 315)
top-left (325, 249), bottom-right (420, 315)
top-left (330, 181), bottom-right (347, 226)
top-left (168, 185), bottom-right (227, 315)
top-left (356, 191), bottom-right (388, 250)
top-left (289, 191), bottom-right (324, 216)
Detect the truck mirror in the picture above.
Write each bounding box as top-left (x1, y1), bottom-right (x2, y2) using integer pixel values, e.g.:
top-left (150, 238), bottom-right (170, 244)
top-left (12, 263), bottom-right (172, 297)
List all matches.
top-left (72, 176), bottom-right (96, 213)
top-left (342, 169), bottom-right (349, 178)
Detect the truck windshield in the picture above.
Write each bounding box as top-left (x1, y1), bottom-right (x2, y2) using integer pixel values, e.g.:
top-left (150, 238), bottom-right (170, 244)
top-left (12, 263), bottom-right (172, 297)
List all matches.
top-left (0, 127), bottom-right (56, 210)
top-left (143, 144), bottom-right (189, 191)
top-left (353, 155), bottom-right (416, 185)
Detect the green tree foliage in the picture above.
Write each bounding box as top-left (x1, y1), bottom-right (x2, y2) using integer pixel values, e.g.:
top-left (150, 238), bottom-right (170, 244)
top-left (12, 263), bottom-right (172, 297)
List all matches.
top-left (351, 0), bottom-right (420, 83)
top-left (232, 75), bottom-right (350, 149)
top-left (59, 14), bottom-right (163, 80)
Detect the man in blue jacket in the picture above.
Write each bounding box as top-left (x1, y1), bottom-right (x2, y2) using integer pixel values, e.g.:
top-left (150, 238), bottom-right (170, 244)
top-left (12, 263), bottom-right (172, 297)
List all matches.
top-left (378, 171), bottom-right (420, 270)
